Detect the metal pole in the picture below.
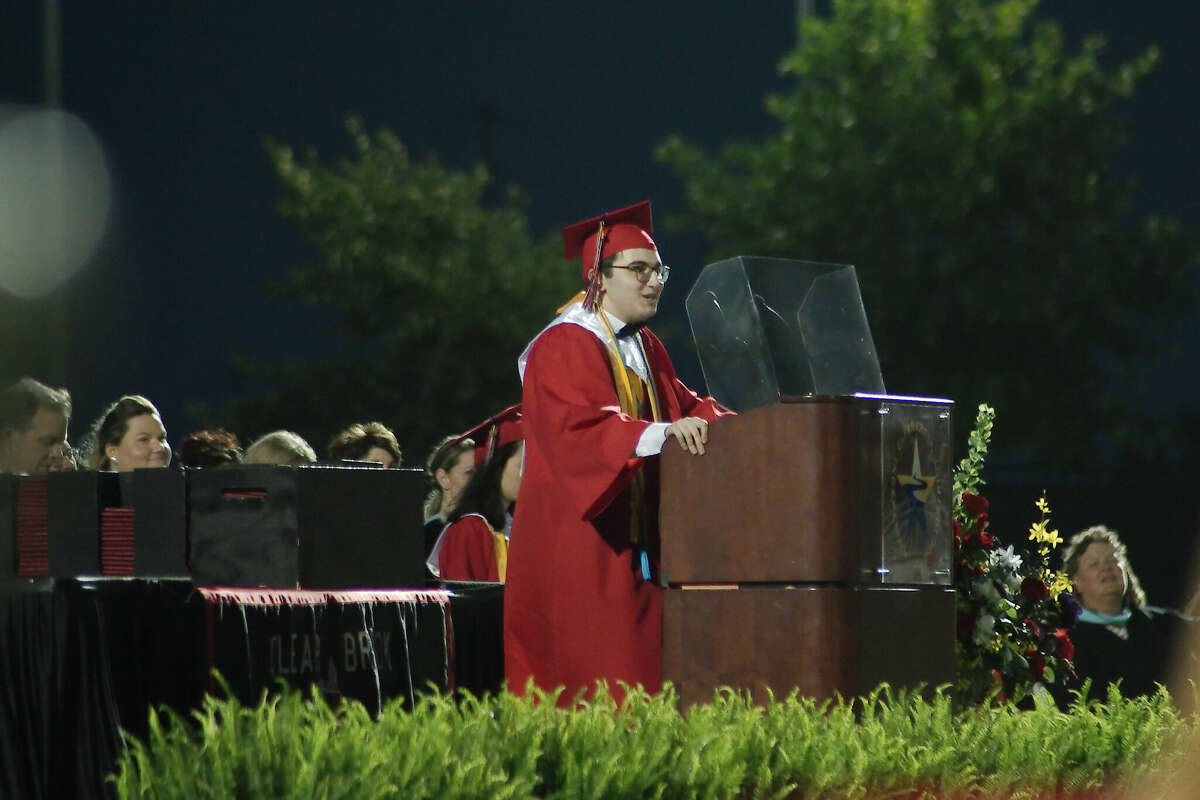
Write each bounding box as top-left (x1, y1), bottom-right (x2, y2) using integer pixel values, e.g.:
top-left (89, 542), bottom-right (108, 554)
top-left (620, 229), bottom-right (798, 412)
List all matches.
top-left (42, 0), bottom-right (71, 387)
top-left (43, 0), bottom-right (62, 107)
top-left (796, 0), bottom-right (813, 49)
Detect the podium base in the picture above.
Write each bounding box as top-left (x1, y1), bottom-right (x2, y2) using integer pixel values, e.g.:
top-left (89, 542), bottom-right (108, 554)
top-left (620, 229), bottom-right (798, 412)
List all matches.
top-left (663, 584), bottom-right (954, 708)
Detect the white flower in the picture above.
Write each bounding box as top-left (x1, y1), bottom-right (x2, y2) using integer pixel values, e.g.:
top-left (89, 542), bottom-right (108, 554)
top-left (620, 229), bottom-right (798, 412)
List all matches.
top-left (973, 576), bottom-right (1001, 604)
top-left (987, 545), bottom-right (1025, 595)
top-left (973, 614), bottom-right (996, 646)
top-left (989, 545), bottom-right (1022, 574)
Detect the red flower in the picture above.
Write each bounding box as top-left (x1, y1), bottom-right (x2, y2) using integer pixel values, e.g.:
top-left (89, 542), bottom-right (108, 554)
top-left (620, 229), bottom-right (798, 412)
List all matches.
top-left (962, 493), bottom-right (989, 516)
top-left (1053, 628), bottom-right (1074, 661)
top-left (957, 611), bottom-right (976, 638)
top-left (953, 519), bottom-right (963, 544)
top-left (1022, 618), bottom-right (1041, 639)
top-left (990, 670), bottom-right (1007, 703)
top-left (1021, 576), bottom-right (1048, 603)
top-left (973, 512), bottom-right (990, 534)
top-left (977, 532), bottom-right (995, 549)
top-left (1028, 651), bottom-right (1046, 680)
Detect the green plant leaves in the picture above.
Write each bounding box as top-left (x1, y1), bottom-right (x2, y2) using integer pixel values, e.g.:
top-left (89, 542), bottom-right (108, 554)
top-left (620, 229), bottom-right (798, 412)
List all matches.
top-left (112, 679), bottom-right (1194, 799)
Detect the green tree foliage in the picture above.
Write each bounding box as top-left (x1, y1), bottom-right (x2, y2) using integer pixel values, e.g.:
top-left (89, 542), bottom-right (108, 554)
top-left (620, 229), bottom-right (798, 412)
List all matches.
top-left (658, 0), bottom-right (1197, 466)
top-left (218, 118), bottom-right (573, 460)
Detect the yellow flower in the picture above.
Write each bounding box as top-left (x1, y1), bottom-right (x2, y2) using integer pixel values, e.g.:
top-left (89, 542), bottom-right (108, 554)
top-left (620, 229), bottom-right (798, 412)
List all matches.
top-left (1047, 572), bottom-right (1073, 599)
top-left (1036, 496), bottom-right (1050, 514)
top-left (1028, 520), bottom-right (1063, 548)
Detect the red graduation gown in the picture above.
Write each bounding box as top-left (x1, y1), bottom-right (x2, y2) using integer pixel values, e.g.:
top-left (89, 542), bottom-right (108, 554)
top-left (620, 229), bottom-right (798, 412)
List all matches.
top-left (437, 514), bottom-right (503, 583)
top-left (504, 322), bottom-right (729, 706)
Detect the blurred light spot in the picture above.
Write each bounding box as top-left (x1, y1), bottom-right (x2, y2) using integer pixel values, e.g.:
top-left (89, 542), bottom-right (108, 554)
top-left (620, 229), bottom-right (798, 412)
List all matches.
top-left (0, 105), bottom-right (112, 298)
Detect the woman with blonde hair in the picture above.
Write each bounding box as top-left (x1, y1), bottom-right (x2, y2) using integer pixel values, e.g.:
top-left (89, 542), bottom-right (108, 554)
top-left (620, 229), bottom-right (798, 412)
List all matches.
top-left (243, 430), bottom-right (316, 465)
top-left (1062, 524), bottom-right (1189, 700)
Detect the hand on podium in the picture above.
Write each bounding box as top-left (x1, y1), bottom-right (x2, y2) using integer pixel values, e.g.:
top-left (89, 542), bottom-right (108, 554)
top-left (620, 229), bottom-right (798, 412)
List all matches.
top-left (667, 417), bottom-right (708, 455)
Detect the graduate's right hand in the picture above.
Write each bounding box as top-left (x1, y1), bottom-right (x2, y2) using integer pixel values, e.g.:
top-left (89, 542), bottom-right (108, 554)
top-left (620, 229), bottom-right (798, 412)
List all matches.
top-left (667, 417), bottom-right (708, 455)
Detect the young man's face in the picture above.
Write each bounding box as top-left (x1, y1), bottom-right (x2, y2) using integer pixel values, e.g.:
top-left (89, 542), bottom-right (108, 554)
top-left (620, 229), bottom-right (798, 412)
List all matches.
top-left (500, 441), bottom-right (524, 505)
top-left (599, 247), bottom-right (665, 324)
top-left (0, 406), bottom-right (68, 474)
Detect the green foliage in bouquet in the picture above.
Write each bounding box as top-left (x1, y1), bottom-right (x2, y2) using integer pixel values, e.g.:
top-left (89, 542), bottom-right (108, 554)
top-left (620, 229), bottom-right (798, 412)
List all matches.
top-left (952, 404), bottom-right (1078, 707)
top-left (113, 679), bottom-right (1195, 799)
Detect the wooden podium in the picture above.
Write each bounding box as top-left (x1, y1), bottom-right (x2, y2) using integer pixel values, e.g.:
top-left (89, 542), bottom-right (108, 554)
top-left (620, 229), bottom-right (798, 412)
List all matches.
top-left (660, 396), bottom-right (955, 707)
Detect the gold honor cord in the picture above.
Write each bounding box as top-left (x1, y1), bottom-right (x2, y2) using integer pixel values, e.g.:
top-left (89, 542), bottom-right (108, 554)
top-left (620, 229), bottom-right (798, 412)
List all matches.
top-left (596, 310), bottom-right (663, 558)
top-left (596, 311), bottom-right (662, 422)
top-left (492, 528), bottom-right (509, 583)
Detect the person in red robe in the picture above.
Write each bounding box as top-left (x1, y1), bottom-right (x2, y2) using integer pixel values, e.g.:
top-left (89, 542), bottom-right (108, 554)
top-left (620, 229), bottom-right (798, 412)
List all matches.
top-left (436, 514), bottom-right (506, 581)
top-left (504, 200), bottom-right (732, 707)
top-left (427, 406), bottom-right (522, 583)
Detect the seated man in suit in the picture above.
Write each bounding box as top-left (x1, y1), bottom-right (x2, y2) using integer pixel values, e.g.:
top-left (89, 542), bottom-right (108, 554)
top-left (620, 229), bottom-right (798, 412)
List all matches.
top-left (0, 377), bottom-right (72, 474)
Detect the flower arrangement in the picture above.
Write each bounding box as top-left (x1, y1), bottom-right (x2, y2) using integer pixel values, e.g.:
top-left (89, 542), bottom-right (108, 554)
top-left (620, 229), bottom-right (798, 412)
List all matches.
top-left (952, 404), bottom-right (1080, 706)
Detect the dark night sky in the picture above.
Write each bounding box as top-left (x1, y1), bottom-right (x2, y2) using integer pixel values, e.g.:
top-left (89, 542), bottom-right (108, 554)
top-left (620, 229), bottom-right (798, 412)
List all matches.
top-left (2, 2), bottom-right (798, 439)
top-left (4, 1), bottom-right (1200, 632)
top-left (2, 1), bottom-right (1198, 451)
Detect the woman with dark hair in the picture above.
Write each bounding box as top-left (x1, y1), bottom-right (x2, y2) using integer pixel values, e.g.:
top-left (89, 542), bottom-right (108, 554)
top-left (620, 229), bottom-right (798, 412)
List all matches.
top-left (328, 421), bottom-right (401, 466)
top-left (176, 429), bottom-right (243, 468)
top-left (427, 407), bottom-right (522, 583)
top-left (422, 435), bottom-right (477, 558)
top-left (88, 395), bottom-right (171, 471)
top-left (1062, 524), bottom-right (1189, 699)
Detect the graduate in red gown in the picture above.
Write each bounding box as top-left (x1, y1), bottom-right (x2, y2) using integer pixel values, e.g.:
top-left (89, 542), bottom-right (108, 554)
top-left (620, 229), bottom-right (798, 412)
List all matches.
top-left (427, 406), bottom-right (522, 583)
top-left (504, 201), bottom-right (732, 706)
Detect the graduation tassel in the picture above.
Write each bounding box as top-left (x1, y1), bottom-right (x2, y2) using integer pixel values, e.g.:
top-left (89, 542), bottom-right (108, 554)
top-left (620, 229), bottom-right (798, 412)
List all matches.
top-left (582, 220), bottom-right (606, 311)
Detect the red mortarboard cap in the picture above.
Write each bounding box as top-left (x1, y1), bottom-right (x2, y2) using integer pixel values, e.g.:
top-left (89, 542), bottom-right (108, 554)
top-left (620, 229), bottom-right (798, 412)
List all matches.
top-left (562, 200), bottom-right (656, 284)
top-left (457, 404), bottom-right (523, 465)
top-left (429, 405), bottom-right (523, 471)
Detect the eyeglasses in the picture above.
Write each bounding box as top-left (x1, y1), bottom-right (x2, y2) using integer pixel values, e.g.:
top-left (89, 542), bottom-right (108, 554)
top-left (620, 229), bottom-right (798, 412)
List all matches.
top-left (610, 262), bottom-right (671, 284)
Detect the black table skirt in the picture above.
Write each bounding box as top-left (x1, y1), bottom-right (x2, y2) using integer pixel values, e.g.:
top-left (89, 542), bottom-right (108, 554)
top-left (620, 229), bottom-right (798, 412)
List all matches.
top-left (0, 578), bottom-right (503, 799)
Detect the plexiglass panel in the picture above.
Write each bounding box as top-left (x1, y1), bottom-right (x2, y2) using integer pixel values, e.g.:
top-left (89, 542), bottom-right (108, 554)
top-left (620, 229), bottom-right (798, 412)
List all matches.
top-left (858, 396), bottom-right (953, 586)
top-left (686, 256), bottom-right (884, 412)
